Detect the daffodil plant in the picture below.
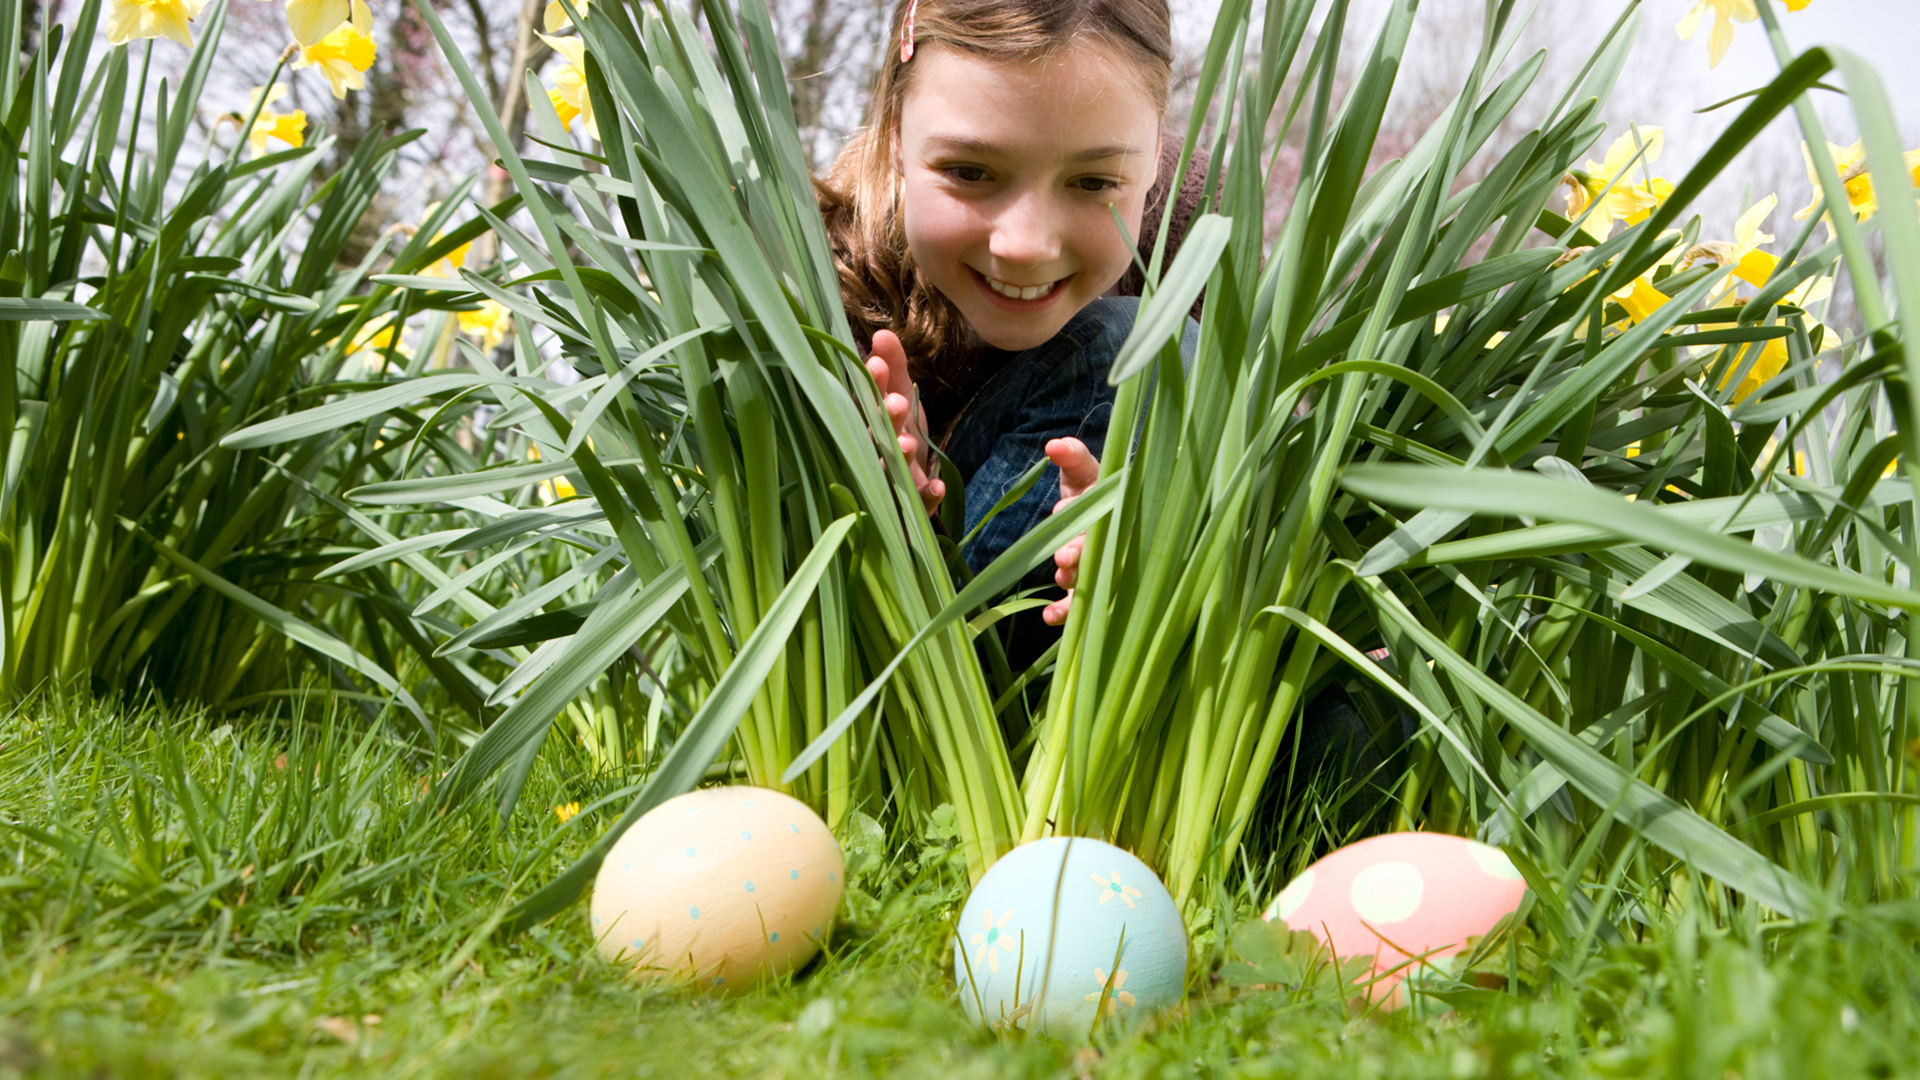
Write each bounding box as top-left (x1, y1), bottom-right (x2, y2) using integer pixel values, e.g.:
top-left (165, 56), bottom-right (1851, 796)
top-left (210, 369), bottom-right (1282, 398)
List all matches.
top-left (1, 0), bottom-right (493, 717)
top-left (251, 0), bottom-right (1920, 946)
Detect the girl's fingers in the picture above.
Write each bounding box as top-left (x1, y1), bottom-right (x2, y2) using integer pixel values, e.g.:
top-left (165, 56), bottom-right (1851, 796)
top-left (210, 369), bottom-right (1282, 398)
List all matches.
top-left (1053, 534), bottom-right (1085, 588)
top-left (1045, 437), bottom-right (1099, 504)
top-left (871, 330), bottom-right (913, 398)
top-left (898, 432), bottom-right (929, 470)
top-left (1056, 536), bottom-right (1085, 565)
top-left (869, 330), bottom-right (940, 515)
top-left (903, 444), bottom-right (941, 513)
top-left (1042, 591), bottom-right (1073, 626)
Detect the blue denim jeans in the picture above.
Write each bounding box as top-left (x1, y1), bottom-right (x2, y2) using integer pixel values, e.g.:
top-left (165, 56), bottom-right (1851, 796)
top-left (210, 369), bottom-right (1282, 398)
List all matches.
top-left (941, 296), bottom-right (1200, 581)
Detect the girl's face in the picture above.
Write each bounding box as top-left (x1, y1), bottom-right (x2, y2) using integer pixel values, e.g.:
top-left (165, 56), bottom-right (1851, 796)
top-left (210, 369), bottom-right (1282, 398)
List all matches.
top-left (896, 42), bottom-right (1162, 353)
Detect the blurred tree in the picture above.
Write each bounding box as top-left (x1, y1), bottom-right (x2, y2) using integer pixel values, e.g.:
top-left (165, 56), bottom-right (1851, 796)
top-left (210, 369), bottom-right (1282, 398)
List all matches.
top-left (770, 0), bottom-right (882, 167)
top-left (22, 0), bottom-right (54, 53)
top-left (476, 0), bottom-right (550, 214)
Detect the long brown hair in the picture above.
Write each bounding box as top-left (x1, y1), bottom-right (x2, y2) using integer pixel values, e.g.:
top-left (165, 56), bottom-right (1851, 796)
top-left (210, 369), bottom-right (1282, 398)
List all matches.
top-left (816, 0), bottom-right (1175, 420)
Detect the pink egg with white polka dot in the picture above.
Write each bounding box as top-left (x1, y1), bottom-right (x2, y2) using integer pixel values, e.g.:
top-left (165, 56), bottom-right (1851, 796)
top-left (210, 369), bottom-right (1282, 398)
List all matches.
top-left (1263, 832), bottom-right (1527, 1004)
top-left (590, 785), bottom-right (845, 991)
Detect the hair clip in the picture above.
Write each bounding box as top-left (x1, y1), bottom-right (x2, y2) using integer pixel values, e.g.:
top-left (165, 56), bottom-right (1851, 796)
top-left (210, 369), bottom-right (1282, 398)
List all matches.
top-left (900, 0), bottom-right (919, 62)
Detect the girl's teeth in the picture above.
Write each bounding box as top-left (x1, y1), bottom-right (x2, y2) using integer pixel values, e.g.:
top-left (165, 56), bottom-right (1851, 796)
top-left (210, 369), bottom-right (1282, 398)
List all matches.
top-left (986, 275), bottom-right (1055, 301)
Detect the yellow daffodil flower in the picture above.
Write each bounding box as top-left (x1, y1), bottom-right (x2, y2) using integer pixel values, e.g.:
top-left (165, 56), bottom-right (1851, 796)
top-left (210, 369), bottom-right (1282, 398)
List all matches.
top-left (1680, 194), bottom-right (1778, 307)
top-left (1683, 195), bottom-right (1839, 310)
top-left (543, 0), bottom-right (588, 32)
top-left (528, 443), bottom-right (578, 501)
top-left (428, 237), bottom-right (471, 277)
top-left (1696, 301), bottom-right (1838, 404)
top-left (547, 87), bottom-right (580, 129)
top-left (1794, 140), bottom-right (1920, 226)
top-left (1613, 276), bottom-right (1671, 324)
top-left (1723, 338), bottom-right (1787, 403)
top-left (1758, 437), bottom-right (1811, 478)
top-left (1430, 313), bottom-right (1507, 348)
top-left (356, 324), bottom-right (404, 353)
top-left (335, 314), bottom-right (410, 372)
top-left (1564, 128), bottom-right (1672, 240)
top-left (1724, 194), bottom-right (1778, 287)
top-left (554, 801), bottom-right (581, 822)
top-left (458, 299), bottom-right (512, 351)
top-left (541, 33), bottom-right (599, 141)
top-left (1622, 440), bottom-right (1692, 496)
top-left (1677, 0), bottom-right (1755, 69)
top-left (286, 0), bottom-right (349, 47)
top-left (293, 0), bottom-right (376, 99)
top-left (250, 109), bottom-right (308, 158)
top-left (244, 84), bottom-right (307, 158)
top-left (358, 342), bottom-right (406, 378)
top-left (297, 25), bottom-right (377, 99)
top-left (107, 0), bottom-right (210, 46)
top-left (412, 203), bottom-right (474, 278)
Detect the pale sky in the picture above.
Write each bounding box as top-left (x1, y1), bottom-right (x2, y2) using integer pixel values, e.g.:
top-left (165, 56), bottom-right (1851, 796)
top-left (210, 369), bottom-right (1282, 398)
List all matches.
top-left (1696, 0), bottom-right (1920, 139)
top-left (1610, 0), bottom-right (1920, 236)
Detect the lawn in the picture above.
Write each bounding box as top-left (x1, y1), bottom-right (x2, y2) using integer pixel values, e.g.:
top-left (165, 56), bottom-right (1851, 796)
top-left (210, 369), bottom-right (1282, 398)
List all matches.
top-left (3, 697), bottom-right (1916, 1079)
top-left (9, 0), bottom-right (1920, 1073)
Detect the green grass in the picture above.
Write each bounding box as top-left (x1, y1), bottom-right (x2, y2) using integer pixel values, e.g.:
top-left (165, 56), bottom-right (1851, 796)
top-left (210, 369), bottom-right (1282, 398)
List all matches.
top-left (4, 696), bottom-right (1918, 1078)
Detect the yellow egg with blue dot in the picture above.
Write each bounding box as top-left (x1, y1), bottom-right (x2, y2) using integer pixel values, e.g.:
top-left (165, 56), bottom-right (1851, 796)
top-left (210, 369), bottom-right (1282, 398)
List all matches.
top-left (952, 837), bottom-right (1186, 1034)
top-left (589, 786), bottom-right (844, 990)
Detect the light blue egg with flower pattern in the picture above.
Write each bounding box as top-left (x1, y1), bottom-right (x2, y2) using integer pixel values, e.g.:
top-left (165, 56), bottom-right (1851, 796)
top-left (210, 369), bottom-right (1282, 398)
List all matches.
top-left (952, 837), bottom-right (1185, 1034)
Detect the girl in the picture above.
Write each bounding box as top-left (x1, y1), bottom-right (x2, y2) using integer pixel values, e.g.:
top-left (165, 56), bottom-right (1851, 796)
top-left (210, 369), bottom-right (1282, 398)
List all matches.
top-left (814, 0), bottom-right (1209, 627)
top-left (814, 0), bottom-right (1400, 810)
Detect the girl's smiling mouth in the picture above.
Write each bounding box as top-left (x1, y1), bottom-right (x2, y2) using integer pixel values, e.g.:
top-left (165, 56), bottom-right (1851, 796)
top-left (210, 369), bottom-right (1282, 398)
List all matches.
top-left (974, 267), bottom-right (1068, 308)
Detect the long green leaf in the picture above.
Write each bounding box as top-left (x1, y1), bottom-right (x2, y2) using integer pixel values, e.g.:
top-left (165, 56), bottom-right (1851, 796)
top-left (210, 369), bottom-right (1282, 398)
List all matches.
top-left (497, 513), bottom-right (857, 932)
top-left (1344, 464), bottom-right (1920, 610)
top-left (1356, 575), bottom-right (1824, 919)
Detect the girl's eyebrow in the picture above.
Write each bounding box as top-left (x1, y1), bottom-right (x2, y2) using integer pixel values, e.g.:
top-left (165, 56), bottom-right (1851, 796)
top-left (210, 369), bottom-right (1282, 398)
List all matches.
top-left (922, 135), bottom-right (1145, 163)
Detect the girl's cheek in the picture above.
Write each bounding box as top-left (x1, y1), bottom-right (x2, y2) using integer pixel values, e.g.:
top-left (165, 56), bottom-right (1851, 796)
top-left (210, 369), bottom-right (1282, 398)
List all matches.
top-left (1081, 204), bottom-right (1143, 279)
top-left (904, 188), bottom-right (991, 258)
top-left (914, 199), bottom-right (977, 241)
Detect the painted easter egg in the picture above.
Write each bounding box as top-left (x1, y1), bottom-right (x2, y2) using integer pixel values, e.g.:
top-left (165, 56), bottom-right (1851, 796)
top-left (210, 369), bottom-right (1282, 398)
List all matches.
top-left (952, 837), bottom-right (1186, 1034)
top-left (590, 786), bottom-right (844, 990)
top-left (1263, 831), bottom-right (1527, 1004)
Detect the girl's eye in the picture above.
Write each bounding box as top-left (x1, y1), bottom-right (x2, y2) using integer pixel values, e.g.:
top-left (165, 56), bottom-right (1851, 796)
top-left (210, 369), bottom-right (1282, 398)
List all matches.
top-left (1073, 177), bottom-right (1122, 194)
top-left (941, 165), bottom-right (990, 184)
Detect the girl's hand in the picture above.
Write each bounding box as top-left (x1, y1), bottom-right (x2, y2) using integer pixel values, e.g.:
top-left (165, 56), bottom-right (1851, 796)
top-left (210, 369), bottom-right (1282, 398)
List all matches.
top-left (1042, 437), bottom-right (1099, 626)
top-left (866, 329), bottom-right (945, 516)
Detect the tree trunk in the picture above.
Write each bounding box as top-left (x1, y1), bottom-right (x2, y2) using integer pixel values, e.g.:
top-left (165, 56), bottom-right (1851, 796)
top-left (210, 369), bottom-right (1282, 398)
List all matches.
top-left (477, 0), bottom-right (549, 262)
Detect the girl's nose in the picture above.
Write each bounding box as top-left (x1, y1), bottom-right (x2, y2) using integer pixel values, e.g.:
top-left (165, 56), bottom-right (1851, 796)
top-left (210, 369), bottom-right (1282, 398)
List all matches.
top-left (987, 190), bottom-right (1064, 268)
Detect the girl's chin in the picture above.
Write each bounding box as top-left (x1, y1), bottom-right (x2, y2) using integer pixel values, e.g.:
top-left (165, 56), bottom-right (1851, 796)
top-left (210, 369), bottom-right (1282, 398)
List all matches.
top-left (969, 315), bottom-right (1071, 353)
